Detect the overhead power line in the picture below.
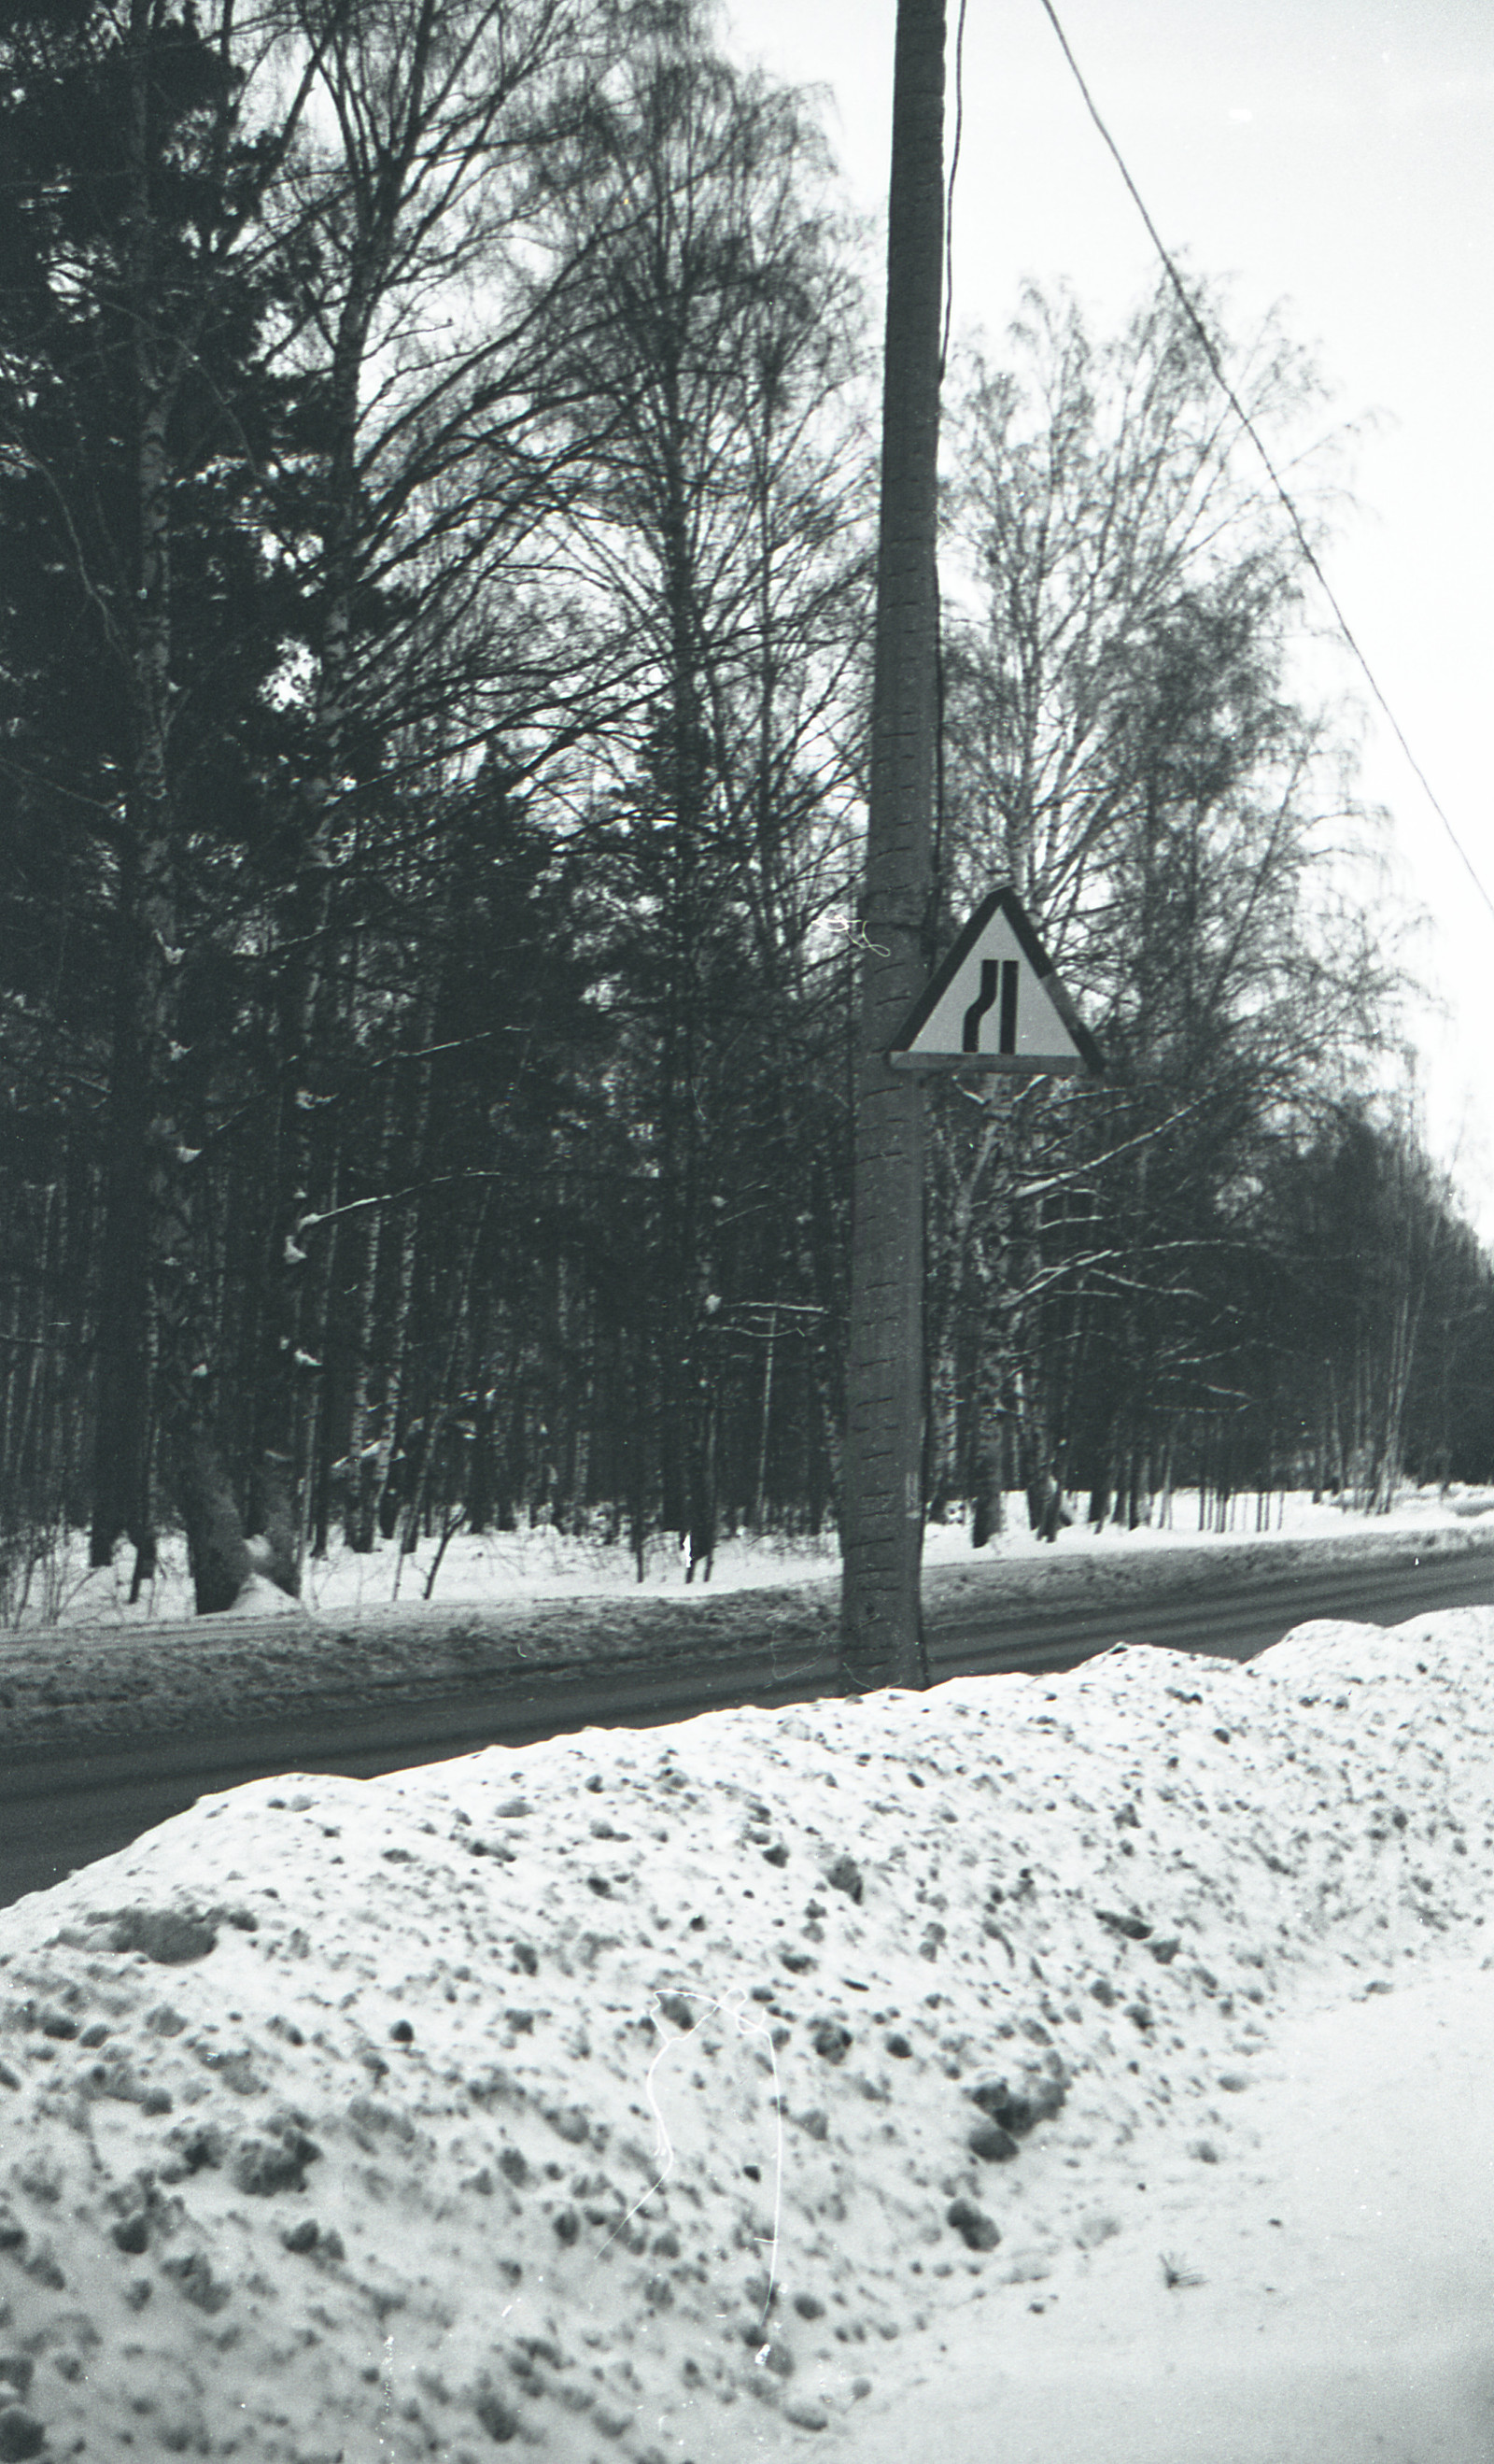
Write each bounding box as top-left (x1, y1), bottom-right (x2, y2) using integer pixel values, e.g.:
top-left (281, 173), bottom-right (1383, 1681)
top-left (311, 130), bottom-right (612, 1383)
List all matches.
top-left (1037, 0), bottom-right (1494, 928)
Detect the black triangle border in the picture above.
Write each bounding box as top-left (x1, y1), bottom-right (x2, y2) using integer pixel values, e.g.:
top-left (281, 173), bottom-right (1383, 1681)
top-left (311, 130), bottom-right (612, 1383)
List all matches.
top-left (889, 885), bottom-right (1105, 1076)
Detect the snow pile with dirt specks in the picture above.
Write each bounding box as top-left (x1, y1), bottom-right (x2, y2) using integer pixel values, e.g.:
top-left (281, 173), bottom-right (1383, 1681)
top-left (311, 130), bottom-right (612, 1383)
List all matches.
top-left (2, 1607), bottom-right (1493, 2463)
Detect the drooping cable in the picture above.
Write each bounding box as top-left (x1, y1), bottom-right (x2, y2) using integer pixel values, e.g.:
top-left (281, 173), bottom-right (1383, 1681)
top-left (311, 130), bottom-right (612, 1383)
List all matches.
top-left (939, 0), bottom-right (969, 382)
top-left (1037, 0), bottom-right (1494, 926)
top-left (933, 0), bottom-right (968, 951)
top-left (929, 0), bottom-right (975, 1592)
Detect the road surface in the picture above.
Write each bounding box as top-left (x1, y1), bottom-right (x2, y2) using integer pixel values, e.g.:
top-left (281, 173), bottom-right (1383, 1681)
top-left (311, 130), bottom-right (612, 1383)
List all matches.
top-left (2, 1538), bottom-right (1491, 1914)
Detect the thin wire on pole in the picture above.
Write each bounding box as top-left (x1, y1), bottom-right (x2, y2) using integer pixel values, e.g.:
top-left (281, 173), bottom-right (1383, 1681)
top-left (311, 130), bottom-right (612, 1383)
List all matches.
top-left (939, 0), bottom-right (968, 381)
top-left (933, 0), bottom-right (968, 924)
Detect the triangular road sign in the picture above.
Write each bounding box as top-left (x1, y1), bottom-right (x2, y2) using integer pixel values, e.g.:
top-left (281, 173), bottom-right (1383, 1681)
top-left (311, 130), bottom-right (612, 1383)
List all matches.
top-left (889, 885), bottom-right (1103, 1076)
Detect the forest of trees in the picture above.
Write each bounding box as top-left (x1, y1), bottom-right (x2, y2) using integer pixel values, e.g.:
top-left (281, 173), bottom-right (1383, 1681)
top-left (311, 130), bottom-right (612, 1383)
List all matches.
top-left (3, 0), bottom-right (1492, 1615)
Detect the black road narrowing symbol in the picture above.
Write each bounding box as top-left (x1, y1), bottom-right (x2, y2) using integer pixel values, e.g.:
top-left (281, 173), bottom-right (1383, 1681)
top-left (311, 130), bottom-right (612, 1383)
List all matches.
top-left (962, 958), bottom-right (1019, 1054)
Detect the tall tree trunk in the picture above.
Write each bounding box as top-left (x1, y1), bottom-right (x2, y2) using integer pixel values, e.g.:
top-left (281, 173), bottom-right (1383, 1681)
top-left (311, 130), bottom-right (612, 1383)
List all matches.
top-left (367, 1031), bottom-right (439, 1548)
top-left (840, 0), bottom-right (944, 1690)
top-left (345, 1081), bottom-right (398, 1551)
top-left (968, 1317), bottom-right (1008, 1550)
top-left (261, 279), bottom-right (372, 1557)
top-left (91, 89), bottom-right (183, 1593)
top-left (90, 7), bottom-right (240, 1611)
top-left (754, 1306), bottom-right (778, 1533)
top-left (927, 1110), bottom-right (1001, 1518)
top-left (391, 1194), bottom-right (489, 1597)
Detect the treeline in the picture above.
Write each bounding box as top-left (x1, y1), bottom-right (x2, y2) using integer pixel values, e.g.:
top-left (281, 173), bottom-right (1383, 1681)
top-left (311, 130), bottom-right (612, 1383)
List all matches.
top-left (1, 0), bottom-right (1489, 1610)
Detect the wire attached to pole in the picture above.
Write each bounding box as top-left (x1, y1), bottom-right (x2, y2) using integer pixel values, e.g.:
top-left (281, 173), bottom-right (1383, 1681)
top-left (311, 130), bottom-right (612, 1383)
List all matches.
top-left (932, 0), bottom-right (967, 956)
top-left (939, 0), bottom-right (968, 383)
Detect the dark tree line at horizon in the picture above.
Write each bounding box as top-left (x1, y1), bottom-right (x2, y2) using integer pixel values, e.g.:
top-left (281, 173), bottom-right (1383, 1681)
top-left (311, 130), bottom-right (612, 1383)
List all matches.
top-left (3, 0), bottom-right (1491, 1616)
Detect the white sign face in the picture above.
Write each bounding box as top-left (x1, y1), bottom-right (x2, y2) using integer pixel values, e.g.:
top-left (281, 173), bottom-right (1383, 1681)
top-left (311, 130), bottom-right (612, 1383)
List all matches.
top-left (889, 887), bottom-right (1103, 1076)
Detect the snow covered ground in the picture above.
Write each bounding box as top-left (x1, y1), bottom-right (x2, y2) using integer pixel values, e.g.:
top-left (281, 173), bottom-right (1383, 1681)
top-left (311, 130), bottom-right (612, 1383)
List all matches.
top-left (6, 1484), bottom-right (1492, 1753)
top-left (9, 1483), bottom-right (1494, 1632)
top-left (4, 1577), bottom-right (1494, 2461)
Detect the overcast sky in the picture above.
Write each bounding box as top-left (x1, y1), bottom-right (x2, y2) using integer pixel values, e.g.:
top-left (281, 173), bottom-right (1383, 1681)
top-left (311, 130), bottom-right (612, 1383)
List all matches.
top-left (724, 0), bottom-right (1494, 1228)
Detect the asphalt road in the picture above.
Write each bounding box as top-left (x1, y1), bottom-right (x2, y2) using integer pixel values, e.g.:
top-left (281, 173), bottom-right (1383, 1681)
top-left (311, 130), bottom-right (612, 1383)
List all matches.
top-left (3, 1538), bottom-right (1491, 1914)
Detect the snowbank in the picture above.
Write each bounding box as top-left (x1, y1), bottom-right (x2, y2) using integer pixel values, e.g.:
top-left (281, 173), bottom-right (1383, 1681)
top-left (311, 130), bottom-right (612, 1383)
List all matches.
top-left (3, 1604), bottom-right (1493, 2459)
top-left (864, 1947), bottom-right (1494, 2464)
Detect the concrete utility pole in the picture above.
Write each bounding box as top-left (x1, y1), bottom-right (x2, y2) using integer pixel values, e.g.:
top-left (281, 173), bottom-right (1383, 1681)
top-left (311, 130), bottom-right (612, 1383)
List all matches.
top-left (839, 0), bottom-right (945, 1693)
